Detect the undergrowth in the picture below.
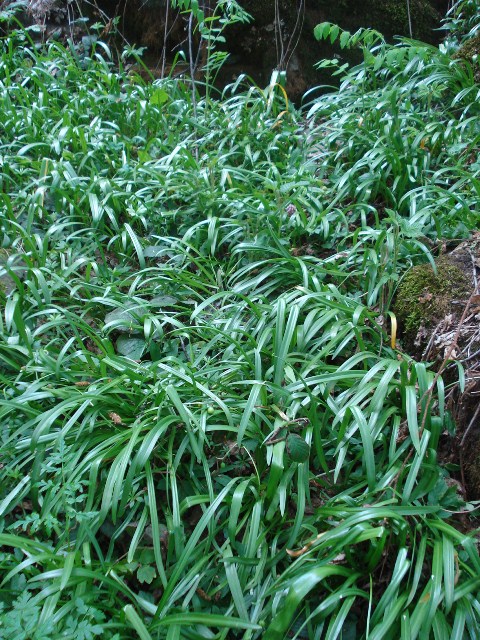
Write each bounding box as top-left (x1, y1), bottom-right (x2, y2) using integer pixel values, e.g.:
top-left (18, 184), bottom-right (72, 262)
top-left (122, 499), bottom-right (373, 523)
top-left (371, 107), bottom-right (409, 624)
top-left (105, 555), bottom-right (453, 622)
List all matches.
top-left (0, 3), bottom-right (480, 638)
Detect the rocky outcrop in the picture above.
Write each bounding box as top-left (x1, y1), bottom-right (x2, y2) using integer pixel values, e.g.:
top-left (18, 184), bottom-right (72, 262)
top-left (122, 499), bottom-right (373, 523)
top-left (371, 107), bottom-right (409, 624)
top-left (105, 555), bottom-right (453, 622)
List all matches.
top-left (99, 0), bottom-right (449, 99)
top-left (2, 0), bottom-right (450, 100)
top-left (393, 235), bottom-right (480, 499)
top-left (231, 0), bottom-right (449, 99)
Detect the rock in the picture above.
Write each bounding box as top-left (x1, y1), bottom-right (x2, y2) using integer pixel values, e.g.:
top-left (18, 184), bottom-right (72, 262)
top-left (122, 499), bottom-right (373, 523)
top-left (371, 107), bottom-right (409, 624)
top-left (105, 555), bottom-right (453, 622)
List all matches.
top-left (393, 234), bottom-right (480, 499)
top-left (27, 0), bottom-right (70, 24)
top-left (86, 0), bottom-right (449, 101)
top-left (454, 33), bottom-right (480, 82)
top-left (393, 255), bottom-right (471, 355)
top-left (2, 0), bottom-right (449, 101)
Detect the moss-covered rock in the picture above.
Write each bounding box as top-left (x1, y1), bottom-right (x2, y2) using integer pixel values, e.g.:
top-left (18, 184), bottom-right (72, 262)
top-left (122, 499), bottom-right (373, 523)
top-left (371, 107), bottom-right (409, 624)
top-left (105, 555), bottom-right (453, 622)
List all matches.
top-left (454, 33), bottom-right (480, 82)
top-left (456, 33), bottom-right (480, 61)
top-left (393, 257), bottom-right (471, 349)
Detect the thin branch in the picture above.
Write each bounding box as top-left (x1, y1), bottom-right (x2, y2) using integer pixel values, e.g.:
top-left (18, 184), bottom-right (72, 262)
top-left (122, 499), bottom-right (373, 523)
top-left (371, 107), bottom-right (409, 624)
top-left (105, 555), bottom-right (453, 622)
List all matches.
top-left (283, 0), bottom-right (306, 70)
top-left (274, 0), bottom-right (283, 69)
top-left (460, 402), bottom-right (480, 448)
top-left (160, 0), bottom-right (170, 78)
top-left (188, 11), bottom-right (198, 122)
top-left (406, 0), bottom-right (413, 38)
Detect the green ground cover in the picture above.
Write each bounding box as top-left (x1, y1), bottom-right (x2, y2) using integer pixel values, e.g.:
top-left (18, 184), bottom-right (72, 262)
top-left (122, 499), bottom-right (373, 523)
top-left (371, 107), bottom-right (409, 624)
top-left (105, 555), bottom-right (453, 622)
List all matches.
top-left (0, 2), bottom-right (480, 638)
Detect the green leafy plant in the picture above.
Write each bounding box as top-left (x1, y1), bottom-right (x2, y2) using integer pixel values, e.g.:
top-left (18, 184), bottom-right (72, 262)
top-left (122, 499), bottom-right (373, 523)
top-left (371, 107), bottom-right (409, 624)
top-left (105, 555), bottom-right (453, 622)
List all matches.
top-left (172, 0), bottom-right (251, 104)
top-left (0, 5), bottom-right (479, 638)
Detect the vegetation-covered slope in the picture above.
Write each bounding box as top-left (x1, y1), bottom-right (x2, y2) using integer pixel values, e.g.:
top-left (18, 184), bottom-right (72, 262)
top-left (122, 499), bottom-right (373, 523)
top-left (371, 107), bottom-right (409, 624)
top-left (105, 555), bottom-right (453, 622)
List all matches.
top-left (0, 3), bottom-right (479, 638)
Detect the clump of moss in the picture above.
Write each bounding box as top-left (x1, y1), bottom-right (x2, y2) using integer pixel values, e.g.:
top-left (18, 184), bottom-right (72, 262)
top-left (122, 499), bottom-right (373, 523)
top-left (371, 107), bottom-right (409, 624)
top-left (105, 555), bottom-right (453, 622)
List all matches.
top-left (454, 33), bottom-right (480, 63)
top-left (454, 34), bottom-right (480, 82)
top-left (394, 257), bottom-right (471, 341)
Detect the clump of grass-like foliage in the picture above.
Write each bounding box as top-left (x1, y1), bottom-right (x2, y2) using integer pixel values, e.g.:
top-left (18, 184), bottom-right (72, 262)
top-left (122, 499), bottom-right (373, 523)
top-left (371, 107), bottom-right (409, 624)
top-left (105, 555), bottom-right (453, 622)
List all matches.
top-left (0, 2), bottom-right (479, 638)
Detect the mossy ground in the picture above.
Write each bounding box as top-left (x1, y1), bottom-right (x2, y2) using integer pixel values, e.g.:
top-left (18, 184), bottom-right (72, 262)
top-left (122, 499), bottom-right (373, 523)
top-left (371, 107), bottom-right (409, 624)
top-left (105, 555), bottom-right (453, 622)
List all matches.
top-left (394, 256), bottom-right (471, 346)
top-left (454, 33), bottom-right (480, 81)
top-left (455, 33), bottom-right (480, 62)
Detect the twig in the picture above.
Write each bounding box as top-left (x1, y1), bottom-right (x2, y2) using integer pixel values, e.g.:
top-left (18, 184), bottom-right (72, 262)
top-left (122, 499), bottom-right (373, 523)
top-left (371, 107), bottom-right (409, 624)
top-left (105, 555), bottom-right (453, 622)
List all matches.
top-left (460, 402), bottom-right (480, 449)
top-left (418, 285), bottom-right (479, 439)
top-left (422, 321), bottom-right (441, 360)
top-left (274, 0), bottom-right (283, 69)
top-left (470, 248), bottom-right (478, 290)
top-left (459, 403), bottom-right (480, 491)
top-left (463, 345), bottom-right (480, 363)
top-left (390, 286), bottom-right (478, 495)
top-left (406, 0), bottom-right (413, 39)
top-left (283, 0), bottom-right (306, 71)
top-left (187, 10), bottom-right (199, 158)
top-left (160, 0), bottom-right (170, 78)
